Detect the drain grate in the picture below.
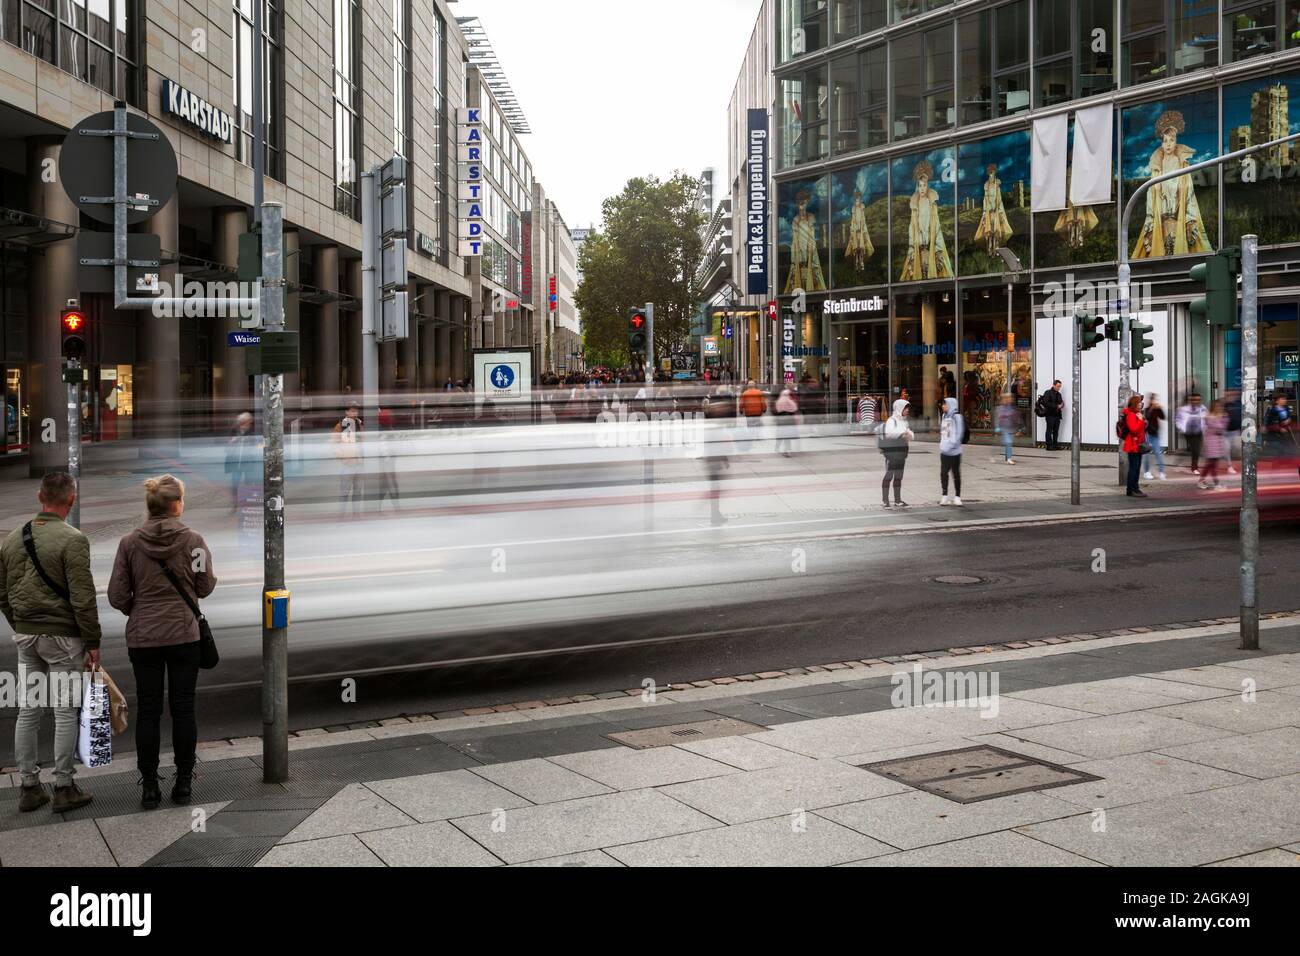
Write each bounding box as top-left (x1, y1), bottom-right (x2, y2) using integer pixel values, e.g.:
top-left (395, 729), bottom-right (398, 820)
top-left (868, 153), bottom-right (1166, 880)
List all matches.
top-left (606, 717), bottom-right (765, 750)
top-left (932, 574), bottom-right (983, 586)
top-left (858, 745), bottom-right (1101, 804)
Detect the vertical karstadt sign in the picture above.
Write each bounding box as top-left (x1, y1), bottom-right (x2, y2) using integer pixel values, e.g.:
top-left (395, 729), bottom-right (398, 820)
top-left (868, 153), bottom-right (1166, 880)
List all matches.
top-left (746, 108), bottom-right (769, 296)
top-left (459, 108), bottom-right (484, 257)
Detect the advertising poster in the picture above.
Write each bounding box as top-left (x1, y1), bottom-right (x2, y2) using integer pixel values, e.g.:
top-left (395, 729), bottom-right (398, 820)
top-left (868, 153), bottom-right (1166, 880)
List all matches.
top-left (830, 161), bottom-right (889, 289)
top-left (890, 146), bottom-right (956, 282)
top-left (778, 175), bottom-right (830, 295)
top-left (957, 129), bottom-right (1032, 276)
top-left (1222, 70), bottom-right (1300, 247)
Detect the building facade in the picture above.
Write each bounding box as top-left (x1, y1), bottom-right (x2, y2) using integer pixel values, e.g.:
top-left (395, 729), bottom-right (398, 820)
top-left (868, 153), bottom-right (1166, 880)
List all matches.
top-left (770, 0), bottom-right (1300, 442)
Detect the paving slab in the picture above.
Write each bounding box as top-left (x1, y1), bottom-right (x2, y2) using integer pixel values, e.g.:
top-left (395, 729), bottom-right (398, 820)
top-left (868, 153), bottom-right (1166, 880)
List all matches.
top-left (0, 818), bottom-right (118, 867)
top-left (469, 758), bottom-right (613, 804)
top-left (606, 813), bottom-right (895, 867)
top-left (1139, 664), bottom-right (1298, 692)
top-left (357, 820), bottom-right (503, 867)
top-left (659, 759), bottom-right (910, 825)
top-left (549, 746), bottom-right (738, 791)
top-left (819, 789), bottom-right (1082, 850)
top-left (1079, 674), bottom-right (1232, 702)
top-left (752, 712), bottom-right (953, 759)
top-left (96, 802), bottom-right (229, 868)
top-left (1205, 657), bottom-right (1300, 686)
top-left (674, 735), bottom-right (820, 771)
top-left (1156, 727), bottom-right (1300, 779)
top-left (1205, 849), bottom-right (1300, 867)
top-left (451, 788), bottom-right (722, 865)
top-left (1010, 711), bottom-right (1234, 759)
top-left (841, 830), bottom-right (1102, 867)
top-left (365, 769), bottom-right (532, 823)
top-left (278, 783), bottom-right (416, 844)
top-left (510, 850), bottom-right (624, 867)
top-left (1005, 678), bottom-right (1190, 715)
top-left (1146, 691), bottom-right (1300, 735)
top-left (435, 722), bottom-right (628, 764)
top-left (256, 834), bottom-right (385, 867)
top-left (1045, 752), bottom-right (1255, 810)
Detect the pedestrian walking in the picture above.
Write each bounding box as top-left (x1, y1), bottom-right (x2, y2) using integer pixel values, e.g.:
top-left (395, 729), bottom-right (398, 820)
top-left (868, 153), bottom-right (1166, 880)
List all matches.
top-left (1263, 394), bottom-right (1297, 459)
top-left (1120, 395), bottom-right (1149, 498)
top-left (1036, 380), bottom-right (1065, 450)
top-left (224, 411), bottom-right (258, 512)
top-left (739, 380), bottom-right (767, 427)
top-left (994, 393), bottom-right (1017, 464)
top-left (877, 399), bottom-right (914, 508)
top-left (0, 471), bottom-right (101, 813)
top-left (938, 397), bottom-right (966, 506)
top-left (373, 406), bottom-right (400, 511)
top-left (1176, 392), bottom-right (1208, 475)
top-left (1143, 393), bottom-right (1167, 480)
top-left (702, 386), bottom-right (733, 525)
top-left (1198, 401), bottom-right (1230, 490)
top-left (774, 383), bottom-right (799, 456)
top-left (332, 402), bottom-right (365, 516)
top-left (1224, 389), bottom-right (1242, 475)
top-left (108, 475), bottom-right (217, 809)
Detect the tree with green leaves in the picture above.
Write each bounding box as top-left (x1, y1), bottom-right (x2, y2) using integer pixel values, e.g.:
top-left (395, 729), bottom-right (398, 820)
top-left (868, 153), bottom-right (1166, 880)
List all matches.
top-left (575, 173), bottom-right (705, 372)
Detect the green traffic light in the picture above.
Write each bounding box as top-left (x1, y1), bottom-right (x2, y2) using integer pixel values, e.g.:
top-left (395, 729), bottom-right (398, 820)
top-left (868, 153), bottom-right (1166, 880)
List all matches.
top-left (1188, 250), bottom-right (1239, 327)
top-left (1130, 322), bottom-right (1155, 369)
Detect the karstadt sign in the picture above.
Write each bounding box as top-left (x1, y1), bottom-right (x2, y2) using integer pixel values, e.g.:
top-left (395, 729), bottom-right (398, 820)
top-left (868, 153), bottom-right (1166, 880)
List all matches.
top-left (161, 79), bottom-right (234, 144)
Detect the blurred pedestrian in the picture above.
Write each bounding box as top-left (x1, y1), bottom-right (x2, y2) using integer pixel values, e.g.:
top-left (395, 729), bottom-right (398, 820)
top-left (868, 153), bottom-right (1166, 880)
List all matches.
top-left (740, 380), bottom-right (767, 427)
top-left (702, 386), bottom-right (733, 525)
top-left (0, 472), bottom-right (100, 813)
top-left (994, 393), bottom-right (1017, 464)
top-left (224, 411), bottom-right (257, 512)
top-left (1176, 392), bottom-right (1208, 475)
top-left (108, 475), bottom-right (216, 809)
top-left (938, 397), bottom-right (966, 506)
top-left (1120, 394), bottom-right (1149, 498)
top-left (774, 383), bottom-right (799, 456)
top-left (332, 402), bottom-right (365, 516)
top-left (1264, 394), bottom-right (1296, 458)
top-left (374, 407), bottom-right (400, 511)
top-left (877, 399), bottom-right (914, 508)
top-left (1224, 388), bottom-right (1242, 475)
top-left (1198, 400), bottom-right (1230, 490)
top-left (1143, 393), bottom-right (1167, 480)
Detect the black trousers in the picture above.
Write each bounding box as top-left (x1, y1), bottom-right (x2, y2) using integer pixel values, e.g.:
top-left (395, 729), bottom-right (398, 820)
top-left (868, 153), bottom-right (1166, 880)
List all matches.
top-left (940, 453), bottom-right (962, 496)
top-left (1185, 432), bottom-right (1203, 471)
top-left (882, 459), bottom-right (906, 503)
top-left (129, 642), bottom-right (201, 776)
top-left (1045, 415), bottom-right (1062, 449)
top-left (1126, 451), bottom-right (1144, 494)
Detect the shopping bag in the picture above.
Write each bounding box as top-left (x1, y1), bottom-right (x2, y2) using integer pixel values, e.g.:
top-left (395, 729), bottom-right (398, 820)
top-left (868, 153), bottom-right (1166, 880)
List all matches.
top-left (77, 670), bottom-right (113, 768)
top-left (99, 666), bottom-right (129, 735)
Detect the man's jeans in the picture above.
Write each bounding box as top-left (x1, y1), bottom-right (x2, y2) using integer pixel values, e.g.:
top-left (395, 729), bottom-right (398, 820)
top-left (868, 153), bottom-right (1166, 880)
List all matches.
top-left (13, 634), bottom-right (85, 787)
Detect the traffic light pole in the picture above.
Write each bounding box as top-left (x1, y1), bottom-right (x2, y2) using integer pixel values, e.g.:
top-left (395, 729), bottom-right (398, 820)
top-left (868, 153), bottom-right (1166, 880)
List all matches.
top-left (66, 362), bottom-right (81, 529)
top-left (1240, 235), bottom-right (1259, 651)
top-left (1117, 128), bottom-right (1300, 486)
top-left (645, 302), bottom-right (655, 387)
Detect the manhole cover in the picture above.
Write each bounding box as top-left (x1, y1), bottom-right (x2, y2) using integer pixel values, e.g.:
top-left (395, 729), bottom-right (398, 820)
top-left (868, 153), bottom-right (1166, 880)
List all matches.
top-left (858, 745), bottom-right (1101, 804)
top-left (606, 717), bottom-right (765, 750)
top-left (932, 575), bottom-right (983, 585)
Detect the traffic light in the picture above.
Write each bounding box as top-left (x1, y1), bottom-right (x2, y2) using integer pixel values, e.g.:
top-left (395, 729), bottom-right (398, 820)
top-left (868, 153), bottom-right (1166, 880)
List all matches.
top-left (60, 309), bottom-right (87, 362)
top-left (1189, 247), bottom-right (1241, 327)
top-left (1130, 321), bottom-right (1155, 370)
top-left (628, 307), bottom-right (647, 355)
top-left (1077, 311), bottom-right (1105, 351)
top-left (1104, 319), bottom-right (1124, 342)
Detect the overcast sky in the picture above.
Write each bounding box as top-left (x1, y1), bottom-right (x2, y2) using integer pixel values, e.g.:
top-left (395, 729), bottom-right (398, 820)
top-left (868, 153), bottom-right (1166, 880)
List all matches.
top-left (454, 0), bottom-right (764, 230)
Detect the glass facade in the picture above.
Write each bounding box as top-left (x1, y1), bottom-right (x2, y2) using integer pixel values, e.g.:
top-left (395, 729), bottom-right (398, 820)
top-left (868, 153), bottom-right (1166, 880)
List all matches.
top-left (0, 0), bottom-right (140, 104)
top-left (233, 0), bottom-right (283, 180)
top-left (333, 0), bottom-right (361, 218)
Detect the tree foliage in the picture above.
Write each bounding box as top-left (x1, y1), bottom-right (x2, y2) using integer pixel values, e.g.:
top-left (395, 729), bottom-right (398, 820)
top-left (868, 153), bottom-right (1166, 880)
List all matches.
top-left (575, 173), bottom-right (705, 370)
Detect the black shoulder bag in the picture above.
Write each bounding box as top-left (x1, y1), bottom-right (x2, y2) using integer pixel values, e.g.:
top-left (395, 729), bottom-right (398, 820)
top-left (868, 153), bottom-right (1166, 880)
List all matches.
top-left (157, 561), bottom-right (219, 670)
top-left (22, 521), bottom-right (71, 601)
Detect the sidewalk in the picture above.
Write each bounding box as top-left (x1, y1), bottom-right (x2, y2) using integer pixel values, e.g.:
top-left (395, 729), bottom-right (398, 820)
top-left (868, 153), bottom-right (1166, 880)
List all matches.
top-left (2, 616), bottom-right (1298, 867)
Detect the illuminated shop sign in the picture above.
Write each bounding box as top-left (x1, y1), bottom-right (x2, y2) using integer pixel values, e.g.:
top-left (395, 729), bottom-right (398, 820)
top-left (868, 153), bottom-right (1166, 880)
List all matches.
top-left (823, 295), bottom-right (886, 316)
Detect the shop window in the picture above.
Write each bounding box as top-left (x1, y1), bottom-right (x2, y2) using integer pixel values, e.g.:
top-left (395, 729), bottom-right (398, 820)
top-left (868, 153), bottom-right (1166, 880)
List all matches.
top-left (892, 291), bottom-right (956, 433)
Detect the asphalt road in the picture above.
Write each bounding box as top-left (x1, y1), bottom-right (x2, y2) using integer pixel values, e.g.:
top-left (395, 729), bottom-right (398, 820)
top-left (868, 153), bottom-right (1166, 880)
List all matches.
top-left (4, 507), bottom-right (1297, 757)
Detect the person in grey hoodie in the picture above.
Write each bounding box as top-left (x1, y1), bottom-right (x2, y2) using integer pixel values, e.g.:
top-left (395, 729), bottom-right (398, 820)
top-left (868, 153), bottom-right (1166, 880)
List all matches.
top-left (108, 475), bottom-right (217, 810)
top-left (938, 397), bottom-right (965, 506)
top-left (877, 399), bottom-right (915, 508)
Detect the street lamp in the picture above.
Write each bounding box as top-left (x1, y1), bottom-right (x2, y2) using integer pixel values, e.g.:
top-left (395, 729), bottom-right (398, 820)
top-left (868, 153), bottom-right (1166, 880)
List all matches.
top-left (996, 247), bottom-right (1022, 416)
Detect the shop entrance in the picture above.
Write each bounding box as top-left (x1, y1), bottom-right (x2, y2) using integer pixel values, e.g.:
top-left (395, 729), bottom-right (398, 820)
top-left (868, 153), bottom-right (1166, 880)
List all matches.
top-left (833, 320), bottom-right (888, 424)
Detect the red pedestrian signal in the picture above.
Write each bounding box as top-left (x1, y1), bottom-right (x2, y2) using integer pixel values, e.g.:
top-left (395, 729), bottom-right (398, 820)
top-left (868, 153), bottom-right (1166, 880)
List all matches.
top-left (61, 309), bottom-right (87, 361)
top-left (628, 308), bottom-right (648, 354)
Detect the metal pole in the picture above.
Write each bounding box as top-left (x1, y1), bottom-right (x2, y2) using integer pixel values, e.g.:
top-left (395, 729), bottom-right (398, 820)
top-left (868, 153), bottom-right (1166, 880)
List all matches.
top-left (645, 301), bottom-right (655, 387)
top-left (66, 363), bottom-right (81, 529)
top-left (361, 169), bottom-right (379, 429)
top-left (260, 202), bottom-right (288, 783)
top-left (252, 0), bottom-right (264, 224)
top-left (1240, 235), bottom-right (1259, 651)
top-left (1072, 314), bottom-right (1082, 506)
top-left (1117, 260), bottom-right (1132, 486)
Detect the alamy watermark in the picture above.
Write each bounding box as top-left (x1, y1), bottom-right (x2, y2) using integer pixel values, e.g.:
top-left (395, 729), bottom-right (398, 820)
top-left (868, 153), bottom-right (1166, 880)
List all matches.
top-left (890, 663), bottom-right (1000, 719)
top-left (148, 279), bottom-right (259, 321)
top-left (595, 403), bottom-right (705, 449)
top-left (1041, 273), bottom-right (1155, 320)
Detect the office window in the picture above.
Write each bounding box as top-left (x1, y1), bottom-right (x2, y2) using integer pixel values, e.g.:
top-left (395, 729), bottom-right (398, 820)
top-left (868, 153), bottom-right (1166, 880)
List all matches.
top-left (958, 10), bottom-right (992, 125)
top-left (1077, 0), bottom-right (1117, 97)
top-left (892, 0), bottom-right (948, 25)
top-left (779, 65), bottom-right (829, 167)
top-left (333, 0), bottom-right (360, 218)
top-left (2, 0), bottom-right (138, 101)
top-left (994, 0), bottom-right (1029, 116)
top-left (923, 24), bottom-right (954, 134)
top-left (892, 30), bottom-right (923, 140)
top-left (393, 0), bottom-right (409, 158)
top-left (860, 45), bottom-right (887, 148)
top-left (831, 54), bottom-right (858, 153)
top-left (1035, 0), bottom-right (1072, 107)
top-left (1225, 1), bottom-right (1300, 60)
top-left (832, 0), bottom-right (887, 42)
top-left (779, 0), bottom-right (827, 62)
top-left (1125, 0), bottom-right (1218, 86)
top-left (431, 7), bottom-right (447, 260)
top-left (234, 1), bottom-right (283, 179)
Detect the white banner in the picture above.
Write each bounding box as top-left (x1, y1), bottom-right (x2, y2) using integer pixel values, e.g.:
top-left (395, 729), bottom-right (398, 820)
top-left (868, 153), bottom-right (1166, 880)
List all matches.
top-left (1032, 115), bottom-right (1069, 212)
top-left (1070, 104), bottom-right (1114, 206)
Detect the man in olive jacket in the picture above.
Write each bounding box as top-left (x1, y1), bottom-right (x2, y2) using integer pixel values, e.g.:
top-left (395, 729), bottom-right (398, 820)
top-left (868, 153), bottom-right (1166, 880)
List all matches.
top-left (0, 472), bottom-right (101, 813)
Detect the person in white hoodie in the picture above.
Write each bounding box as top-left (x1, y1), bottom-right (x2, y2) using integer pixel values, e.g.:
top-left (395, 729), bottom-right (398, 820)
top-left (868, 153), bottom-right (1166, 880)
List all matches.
top-left (938, 397), bottom-right (965, 506)
top-left (877, 399), bottom-right (915, 508)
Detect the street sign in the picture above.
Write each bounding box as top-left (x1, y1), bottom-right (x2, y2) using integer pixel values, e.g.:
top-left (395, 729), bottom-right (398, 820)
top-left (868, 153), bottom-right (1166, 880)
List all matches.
top-left (244, 331), bottom-right (299, 375)
top-left (77, 233), bottom-right (161, 293)
top-left (228, 331), bottom-right (260, 347)
top-left (59, 111), bottom-right (177, 225)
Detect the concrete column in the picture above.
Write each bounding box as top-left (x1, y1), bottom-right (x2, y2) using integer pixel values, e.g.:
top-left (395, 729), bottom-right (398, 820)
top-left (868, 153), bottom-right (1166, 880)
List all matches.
top-left (311, 245), bottom-right (340, 396)
top-left (397, 281), bottom-right (418, 390)
top-left (379, 340), bottom-right (397, 391)
top-left (26, 137), bottom-right (79, 477)
top-left (418, 318), bottom-right (436, 390)
top-left (434, 290), bottom-right (452, 387)
top-left (283, 228), bottom-right (301, 399)
top-left (345, 258), bottom-right (363, 395)
top-left (135, 193), bottom-right (181, 459)
top-left (211, 206), bottom-right (249, 407)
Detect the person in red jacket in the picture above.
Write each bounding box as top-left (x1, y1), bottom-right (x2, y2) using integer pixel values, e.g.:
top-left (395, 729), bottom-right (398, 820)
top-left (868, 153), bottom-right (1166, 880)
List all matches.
top-left (1122, 395), bottom-right (1149, 498)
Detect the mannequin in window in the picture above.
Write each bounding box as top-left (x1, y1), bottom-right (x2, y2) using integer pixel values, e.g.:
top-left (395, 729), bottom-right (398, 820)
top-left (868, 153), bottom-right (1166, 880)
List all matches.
top-left (1132, 110), bottom-right (1213, 260)
top-left (899, 160), bottom-right (953, 281)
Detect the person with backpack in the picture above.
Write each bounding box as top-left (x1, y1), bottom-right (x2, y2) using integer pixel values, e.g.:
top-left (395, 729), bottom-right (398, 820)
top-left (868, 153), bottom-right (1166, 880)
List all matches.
top-left (938, 397), bottom-right (967, 506)
top-left (1176, 392), bottom-right (1208, 475)
top-left (877, 399), bottom-right (915, 508)
top-left (107, 475), bottom-right (217, 809)
top-left (1143, 393), bottom-right (1167, 480)
top-left (774, 383), bottom-right (800, 456)
top-left (1119, 395), bottom-right (1149, 497)
top-left (0, 471), bottom-right (101, 814)
top-left (994, 393), bottom-right (1018, 464)
top-left (1036, 381), bottom-right (1065, 450)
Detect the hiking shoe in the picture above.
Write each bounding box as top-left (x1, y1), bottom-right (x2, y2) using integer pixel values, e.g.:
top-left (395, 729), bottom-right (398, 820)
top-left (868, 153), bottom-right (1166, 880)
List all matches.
top-left (171, 770), bottom-right (193, 806)
top-left (140, 774), bottom-right (162, 810)
top-left (18, 784), bottom-right (49, 813)
top-left (51, 782), bottom-right (92, 813)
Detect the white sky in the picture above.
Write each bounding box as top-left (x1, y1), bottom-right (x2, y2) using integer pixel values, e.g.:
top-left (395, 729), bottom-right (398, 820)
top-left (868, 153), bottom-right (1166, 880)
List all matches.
top-left (454, 0), bottom-right (764, 229)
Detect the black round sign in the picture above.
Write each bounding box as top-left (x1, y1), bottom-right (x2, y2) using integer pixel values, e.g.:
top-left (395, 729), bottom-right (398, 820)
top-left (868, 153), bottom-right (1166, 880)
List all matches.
top-left (59, 111), bottom-right (178, 225)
